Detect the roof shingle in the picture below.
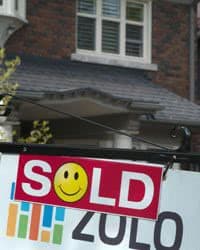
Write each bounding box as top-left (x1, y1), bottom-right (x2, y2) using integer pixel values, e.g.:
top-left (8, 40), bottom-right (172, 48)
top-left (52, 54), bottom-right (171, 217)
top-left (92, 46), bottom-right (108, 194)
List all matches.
top-left (12, 55), bottom-right (200, 125)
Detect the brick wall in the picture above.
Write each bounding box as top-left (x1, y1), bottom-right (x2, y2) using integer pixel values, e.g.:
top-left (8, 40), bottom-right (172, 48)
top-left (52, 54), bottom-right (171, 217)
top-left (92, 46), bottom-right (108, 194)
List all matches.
top-left (150, 1), bottom-right (190, 98)
top-left (5, 0), bottom-right (190, 97)
top-left (6, 0), bottom-right (76, 59)
top-left (192, 133), bottom-right (200, 152)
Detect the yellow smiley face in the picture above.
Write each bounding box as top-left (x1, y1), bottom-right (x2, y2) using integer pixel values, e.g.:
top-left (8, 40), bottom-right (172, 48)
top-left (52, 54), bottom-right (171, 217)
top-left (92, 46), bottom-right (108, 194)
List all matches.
top-left (53, 162), bottom-right (88, 202)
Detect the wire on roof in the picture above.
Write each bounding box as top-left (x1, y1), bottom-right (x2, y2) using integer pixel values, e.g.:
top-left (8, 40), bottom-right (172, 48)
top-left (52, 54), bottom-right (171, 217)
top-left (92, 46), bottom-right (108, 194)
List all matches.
top-left (5, 93), bottom-right (171, 151)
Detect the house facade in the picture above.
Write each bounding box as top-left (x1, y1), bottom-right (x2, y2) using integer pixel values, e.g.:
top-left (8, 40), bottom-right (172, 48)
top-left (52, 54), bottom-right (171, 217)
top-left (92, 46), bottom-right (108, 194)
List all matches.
top-left (0, 0), bottom-right (200, 154)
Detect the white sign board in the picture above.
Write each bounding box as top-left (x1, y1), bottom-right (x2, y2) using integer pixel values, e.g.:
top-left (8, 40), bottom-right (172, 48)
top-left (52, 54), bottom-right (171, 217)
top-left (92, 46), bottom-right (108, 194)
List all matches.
top-left (0, 154), bottom-right (199, 249)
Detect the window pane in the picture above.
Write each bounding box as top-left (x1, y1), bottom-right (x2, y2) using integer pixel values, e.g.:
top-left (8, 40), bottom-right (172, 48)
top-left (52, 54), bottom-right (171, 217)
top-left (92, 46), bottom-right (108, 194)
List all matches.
top-left (78, 0), bottom-right (96, 14)
top-left (102, 20), bottom-right (119, 54)
top-left (102, 0), bottom-right (120, 18)
top-left (0, 0), bottom-right (3, 6)
top-left (15, 0), bottom-right (18, 10)
top-left (126, 24), bottom-right (143, 57)
top-left (77, 16), bottom-right (96, 50)
top-left (126, 2), bottom-right (143, 22)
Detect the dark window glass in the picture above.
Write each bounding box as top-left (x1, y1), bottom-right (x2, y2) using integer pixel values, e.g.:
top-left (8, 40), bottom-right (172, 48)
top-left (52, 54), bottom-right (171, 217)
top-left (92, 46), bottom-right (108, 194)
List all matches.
top-left (126, 24), bottom-right (143, 57)
top-left (126, 1), bottom-right (143, 22)
top-left (15, 0), bottom-right (19, 10)
top-left (102, 20), bottom-right (119, 54)
top-left (77, 16), bottom-right (96, 50)
top-left (102, 0), bottom-right (120, 18)
top-left (78, 0), bottom-right (96, 14)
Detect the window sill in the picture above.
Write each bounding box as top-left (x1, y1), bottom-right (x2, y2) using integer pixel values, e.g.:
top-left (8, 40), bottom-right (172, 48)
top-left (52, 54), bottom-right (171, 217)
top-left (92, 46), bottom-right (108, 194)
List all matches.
top-left (71, 53), bottom-right (158, 71)
top-left (0, 10), bottom-right (27, 23)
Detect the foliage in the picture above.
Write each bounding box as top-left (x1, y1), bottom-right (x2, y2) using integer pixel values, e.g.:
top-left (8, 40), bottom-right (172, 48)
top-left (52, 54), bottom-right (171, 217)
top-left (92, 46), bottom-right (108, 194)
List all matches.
top-left (0, 48), bottom-right (20, 112)
top-left (18, 120), bottom-right (53, 144)
top-left (0, 48), bottom-right (53, 144)
top-left (0, 127), bottom-right (10, 142)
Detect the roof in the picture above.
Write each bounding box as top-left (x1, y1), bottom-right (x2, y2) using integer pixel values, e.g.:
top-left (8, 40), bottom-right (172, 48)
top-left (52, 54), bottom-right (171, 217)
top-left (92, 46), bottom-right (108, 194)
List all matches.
top-left (167, 0), bottom-right (196, 4)
top-left (11, 55), bottom-right (200, 126)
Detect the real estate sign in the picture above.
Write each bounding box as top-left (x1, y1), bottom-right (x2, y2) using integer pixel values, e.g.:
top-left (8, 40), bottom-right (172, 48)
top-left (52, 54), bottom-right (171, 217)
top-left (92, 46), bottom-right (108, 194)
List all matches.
top-left (0, 153), bottom-right (199, 249)
top-left (14, 154), bottom-right (163, 220)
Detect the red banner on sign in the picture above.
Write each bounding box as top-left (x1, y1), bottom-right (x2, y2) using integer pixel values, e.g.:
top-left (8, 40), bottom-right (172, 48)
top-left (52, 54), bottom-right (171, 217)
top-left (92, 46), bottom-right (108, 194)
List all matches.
top-left (15, 155), bottom-right (163, 220)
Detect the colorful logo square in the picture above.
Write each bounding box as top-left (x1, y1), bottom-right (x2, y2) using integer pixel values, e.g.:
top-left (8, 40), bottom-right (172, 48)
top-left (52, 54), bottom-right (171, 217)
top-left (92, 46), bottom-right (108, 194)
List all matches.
top-left (6, 182), bottom-right (66, 245)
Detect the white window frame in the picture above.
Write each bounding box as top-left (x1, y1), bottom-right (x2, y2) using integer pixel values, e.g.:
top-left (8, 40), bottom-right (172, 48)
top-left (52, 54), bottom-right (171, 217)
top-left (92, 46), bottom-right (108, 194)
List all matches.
top-left (13, 0), bottom-right (27, 20)
top-left (72, 0), bottom-right (157, 70)
top-left (0, 0), bottom-right (26, 20)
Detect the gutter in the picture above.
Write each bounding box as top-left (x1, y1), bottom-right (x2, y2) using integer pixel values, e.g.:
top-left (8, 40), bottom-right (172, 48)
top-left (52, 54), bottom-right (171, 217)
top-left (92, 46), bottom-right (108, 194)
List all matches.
top-left (140, 116), bottom-right (200, 128)
top-left (189, 3), bottom-right (196, 101)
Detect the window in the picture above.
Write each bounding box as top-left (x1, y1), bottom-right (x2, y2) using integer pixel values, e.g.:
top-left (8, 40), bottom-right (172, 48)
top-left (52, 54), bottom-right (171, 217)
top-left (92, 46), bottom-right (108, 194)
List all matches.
top-left (15, 0), bottom-right (19, 10)
top-left (0, 0), bottom-right (3, 6)
top-left (76, 0), bottom-right (152, 62)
